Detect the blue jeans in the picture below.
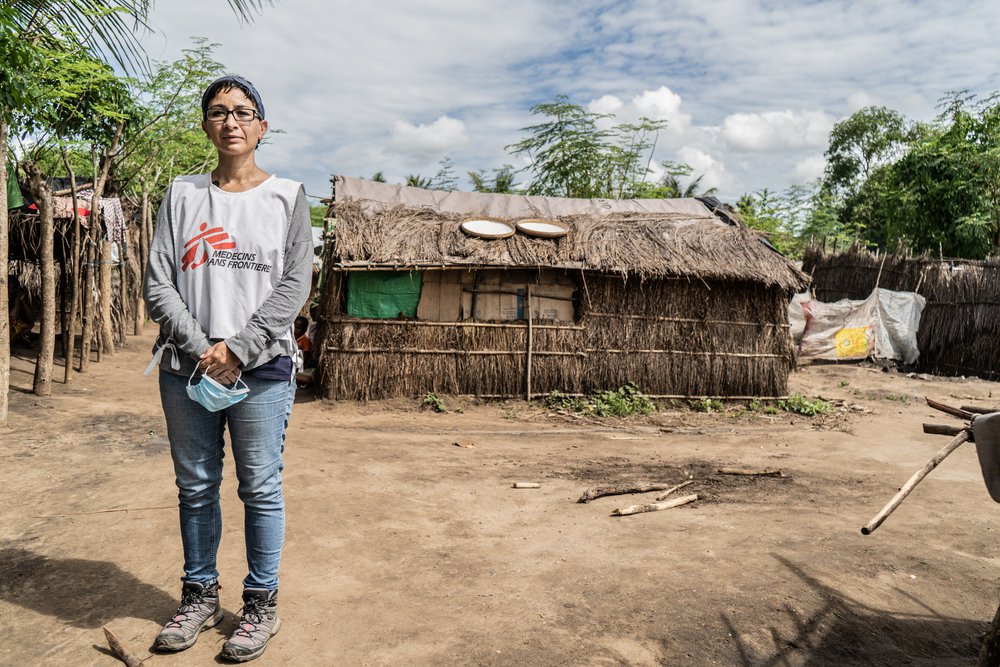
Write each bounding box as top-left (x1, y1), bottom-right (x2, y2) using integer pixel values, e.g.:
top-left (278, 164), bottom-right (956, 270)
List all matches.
top-left (158, 370), bottom-right (295, 591)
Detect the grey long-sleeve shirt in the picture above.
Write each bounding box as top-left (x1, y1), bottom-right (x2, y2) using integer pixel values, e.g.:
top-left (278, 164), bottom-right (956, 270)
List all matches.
top-left (143, 175), bottom-right (313, 376)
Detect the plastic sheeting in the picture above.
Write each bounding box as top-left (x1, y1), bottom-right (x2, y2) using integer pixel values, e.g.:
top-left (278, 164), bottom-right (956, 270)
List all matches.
top-left (346, 271), bottom-right (422, 319)
top-left (795, 288), bottom-right (926, 364)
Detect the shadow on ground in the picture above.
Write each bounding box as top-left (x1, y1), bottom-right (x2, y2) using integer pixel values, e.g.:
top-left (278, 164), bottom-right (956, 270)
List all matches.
top-left (0, 546), bottom-right (177, 628)
top-left (721, 554), bottom-right (986, 666)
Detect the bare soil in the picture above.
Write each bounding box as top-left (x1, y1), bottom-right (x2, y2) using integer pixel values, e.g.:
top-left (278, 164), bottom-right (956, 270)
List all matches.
top-left (2, 327), bottom-right (999, 666)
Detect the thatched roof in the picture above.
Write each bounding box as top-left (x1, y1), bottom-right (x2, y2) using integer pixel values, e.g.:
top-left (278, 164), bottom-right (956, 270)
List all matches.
top-left (330, 176), bottom-right (809, 291)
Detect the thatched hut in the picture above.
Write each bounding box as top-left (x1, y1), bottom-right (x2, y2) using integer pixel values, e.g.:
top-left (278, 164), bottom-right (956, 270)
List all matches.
top-left (315, 176), bottom-right (809, 400)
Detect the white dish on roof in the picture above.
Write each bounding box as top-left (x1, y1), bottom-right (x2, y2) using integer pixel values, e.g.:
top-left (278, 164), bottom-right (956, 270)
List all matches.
top-left (515, 218), bottom-right (569, 238)
top-left (460, 217), bottom-right (515, 239)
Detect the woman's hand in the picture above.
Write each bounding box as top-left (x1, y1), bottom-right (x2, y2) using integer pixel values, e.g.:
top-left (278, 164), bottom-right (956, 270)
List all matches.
top-left (199, 341), bottom-right (241, 384)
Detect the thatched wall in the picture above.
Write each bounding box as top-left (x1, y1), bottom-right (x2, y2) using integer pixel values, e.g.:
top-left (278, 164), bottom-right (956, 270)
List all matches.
top-left (802, 246), bottom-right (1000, 378)
top-left (316, 271), bottom-right (795, 400)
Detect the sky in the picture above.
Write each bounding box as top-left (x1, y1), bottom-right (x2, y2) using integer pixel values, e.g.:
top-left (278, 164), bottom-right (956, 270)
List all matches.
top-left (138, 0), bottom-right (1000, 203)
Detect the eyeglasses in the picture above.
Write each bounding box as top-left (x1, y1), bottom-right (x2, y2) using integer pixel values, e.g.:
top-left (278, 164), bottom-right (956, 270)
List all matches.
top-left (205, 107), bottom-right (260, 124)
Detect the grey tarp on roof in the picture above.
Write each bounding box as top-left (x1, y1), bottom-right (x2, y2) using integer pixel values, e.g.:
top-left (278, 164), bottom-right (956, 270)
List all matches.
top-left (334, 175), bottom-right (721, 224)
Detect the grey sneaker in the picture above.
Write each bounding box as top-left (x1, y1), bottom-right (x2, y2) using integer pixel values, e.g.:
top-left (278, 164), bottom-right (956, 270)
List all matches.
top-left (220, 588), bottom-right (281, 662)
top-left (153, 581), bottom-right (223, 652)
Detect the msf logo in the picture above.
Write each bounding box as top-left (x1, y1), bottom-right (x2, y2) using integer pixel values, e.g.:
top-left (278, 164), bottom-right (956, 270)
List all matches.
top-left (181, 222), bottom-right (237, 272)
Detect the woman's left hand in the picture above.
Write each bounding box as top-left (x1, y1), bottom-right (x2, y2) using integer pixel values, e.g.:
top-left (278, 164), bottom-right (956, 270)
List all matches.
top-left (199, 341), bottom-right (241, 384)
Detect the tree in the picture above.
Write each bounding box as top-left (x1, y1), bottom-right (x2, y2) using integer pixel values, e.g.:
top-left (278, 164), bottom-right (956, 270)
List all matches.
top-left (15, 38), bottom-right (135, 393)
top-left (824, 106), bottom-right (914, 198)
top-left (634, 161), bottom-right (717, 199)
top-left (506, 96), bottom-right (668, 199)
top-left (405, 173), bottom-right (431, 188)
top-left (469, 164), bottom-right (517, 193)
top-left (832, 92), bottom-right (1000, 258)
top-left (0, 1), bottom-right (274, 423)
top-left (0, 7), bottom-right (43, 420)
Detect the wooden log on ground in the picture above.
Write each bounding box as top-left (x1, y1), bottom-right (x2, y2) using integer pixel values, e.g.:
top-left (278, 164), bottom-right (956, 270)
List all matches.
top-left (923, 423), bottom-right (967, 437)
top-left (577, 482), bottom-right (671, 504)
top-left (861, 429), bottom-right (970, 535)
top-left (926, 397), bottom-right (974, 420)
top-left (654, 479), bottom-right (695, 501)
top-left (718, 467), bottom-right (783, 477)
top-left (512, 482), bottom-right (540, 489)
top-left (612, 493), bottom-right (700, 516)
top-left (963, 405), bottom-right (997, 415)
top-left (102, 627), bottom-right (142, 667)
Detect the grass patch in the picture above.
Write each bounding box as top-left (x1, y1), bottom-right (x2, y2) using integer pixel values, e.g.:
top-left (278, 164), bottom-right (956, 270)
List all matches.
top-left (543, 383), bottom-right (656, 418)
top-left (421, 392), bottom-right (447, 413)
top-left (778, 393), bottom-right (831, 416)
top-left (689, 397), bottom-right (725, 413)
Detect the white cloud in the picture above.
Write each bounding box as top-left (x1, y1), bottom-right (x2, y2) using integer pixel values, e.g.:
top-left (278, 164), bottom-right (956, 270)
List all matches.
top-left (632, 86), bottom-right (691, 130)
top-left (137, 0), bottom-right (1000, 202)
top-left (676, 146), bottom-right (727, 192)
top-left (588, 94), bottom-right (623, 116)
top-left (794, 154), bottom-right (827, 183)
top-left (721, 110), bottom-right (835, 152)
top-left (389, 116), bottom-right (469, 162)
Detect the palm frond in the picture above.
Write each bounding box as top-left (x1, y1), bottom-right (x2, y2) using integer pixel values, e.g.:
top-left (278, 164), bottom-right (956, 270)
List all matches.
top-left (226, 0), bottom-right (276, 22)
top-left (9, 0), bottom-right (153, 74)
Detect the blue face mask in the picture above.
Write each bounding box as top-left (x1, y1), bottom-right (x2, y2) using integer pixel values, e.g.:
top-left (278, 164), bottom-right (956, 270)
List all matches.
top-left (187, 365), bottom-right (249, 412)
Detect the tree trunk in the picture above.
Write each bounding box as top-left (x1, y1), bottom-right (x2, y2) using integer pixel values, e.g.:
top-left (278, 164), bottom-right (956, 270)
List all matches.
top-left (24, 161), bottom-right (56, 397)
top-left (0, 122), bottom-right (10, 425)
top-left (79, 230), bottom-right (95, 372)
top-left (63, 152), bottom-right (82, 383)
top-left (92, 121), bottom-right (124, 356)
top-left (134, 177), bottom-right (148, 336)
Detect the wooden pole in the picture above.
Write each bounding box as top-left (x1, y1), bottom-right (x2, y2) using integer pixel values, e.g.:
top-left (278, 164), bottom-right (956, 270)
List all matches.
top-left (861, 430), bottom-right (970, 535)
top-left (526, 284), bottom-right (533, 401)
top-left (923, 423), bottom-right (965, 437)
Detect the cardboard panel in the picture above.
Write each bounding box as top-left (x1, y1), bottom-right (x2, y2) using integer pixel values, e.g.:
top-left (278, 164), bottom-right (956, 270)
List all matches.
top-left (461, 269), bottom-right (576, 322)
top-left (416, 270), bottom-right (466, 321)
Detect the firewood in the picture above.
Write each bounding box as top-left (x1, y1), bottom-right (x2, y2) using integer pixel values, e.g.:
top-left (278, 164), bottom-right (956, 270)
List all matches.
top-left (717, 467), bottom-right (783, 477)
top-left (102, 627), bottom-right (142, 667)
top-left (577, 482), bottom-right (671, 504)
top-left (612, 493), bottom-right (700, 516)
top-left (512, 482), bottom-right (540, 489)
top-left (926, 397), bottom-right (974, 420)
top-left (654, 479), bottom-right (695, 501)
top-left (923, 423), bottom-right (967, 437)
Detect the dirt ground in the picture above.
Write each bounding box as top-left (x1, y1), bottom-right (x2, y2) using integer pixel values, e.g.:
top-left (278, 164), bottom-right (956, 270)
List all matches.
top-left (3, 327), bottom-right (1000, 666)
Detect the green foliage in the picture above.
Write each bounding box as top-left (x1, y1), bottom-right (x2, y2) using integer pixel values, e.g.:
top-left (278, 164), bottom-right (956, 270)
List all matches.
top-left (0, 8), bottom-right (43, 122)
top-left (405, 173), bottom-right (431, 188)
top-left (506, 96), bottom-right (669, 200)
top-left (469, 164), bottom-right (518, 193)
top-left (421, 392), bottom-right (446, 413)
top-left (778, 394), bottom-right (831, 416)
top-left (543, 384), bottom-right (656, 418)
top-left (824, 106), bottom-right (913, 198)
top-left (814, 93), bottom-right (1000, 258)
top-left (589, 384), bottom-right (656, 417)
top-left (15, 36), bottom-right (135, 150)
top-left (689, 397), bottom-right (724, 413)
top-left (4, 1), bottom-right (155, 75)
top-left (114, 39), bottom-right (226, 196)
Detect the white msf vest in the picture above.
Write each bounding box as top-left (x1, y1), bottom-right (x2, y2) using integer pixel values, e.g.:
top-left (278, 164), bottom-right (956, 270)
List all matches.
top-left (169, 174), bottom-right (299, 349)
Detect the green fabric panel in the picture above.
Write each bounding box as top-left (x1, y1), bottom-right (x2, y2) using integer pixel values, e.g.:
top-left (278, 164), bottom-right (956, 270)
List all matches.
top-left (347, 271), bottom-right (422, 319)
top-left (6, 162), bottom-right (23, 209)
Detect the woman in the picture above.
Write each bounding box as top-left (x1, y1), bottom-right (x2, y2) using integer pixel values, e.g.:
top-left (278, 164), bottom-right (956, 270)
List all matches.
top-left (143, 74), bottom-right (311, 663)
